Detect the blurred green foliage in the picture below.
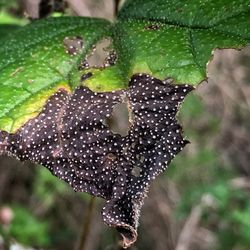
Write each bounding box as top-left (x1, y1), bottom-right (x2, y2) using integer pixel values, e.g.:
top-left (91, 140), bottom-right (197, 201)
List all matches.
top-left (9, 206), bottom-right (51, 247)
top-left (34, 167), bottom-right (70, 209)
top-left (168, 93), bottom-right (250, 249)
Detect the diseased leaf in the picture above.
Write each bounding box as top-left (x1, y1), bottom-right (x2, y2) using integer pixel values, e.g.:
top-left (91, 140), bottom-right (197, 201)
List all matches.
top-left (1, 2), bottom-right (250, 132)
top-left (82, 1), bottom-right (250, 92)
top-left (0, 17), bottom-right (112, 132)
top-left (0, 74), bottom-right (193, 248)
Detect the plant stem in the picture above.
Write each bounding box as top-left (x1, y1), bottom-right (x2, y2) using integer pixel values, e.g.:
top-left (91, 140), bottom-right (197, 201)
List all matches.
top-left (0, 225), bottom-right (10, 250)
top-left (77, 196), bottom-right (96, 250)
top-left (114, 0), bottom-right (120, 17)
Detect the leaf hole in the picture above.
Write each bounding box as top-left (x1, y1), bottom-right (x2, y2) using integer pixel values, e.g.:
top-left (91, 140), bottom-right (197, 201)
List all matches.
top-left (104, 101), bottom-right (132, 137)
top-left (82, 37), bottom-right (117, 69)
top-left (131, 165), bottom-right (141, 177)
top-left (63, 36), bottom-right (84, 55)
top-left (106, 152), bottom-right (117, 161)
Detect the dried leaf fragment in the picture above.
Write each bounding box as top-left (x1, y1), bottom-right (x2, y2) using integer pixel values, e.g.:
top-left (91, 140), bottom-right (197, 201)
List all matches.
top-left (0, 74), bottom-right (193, 248)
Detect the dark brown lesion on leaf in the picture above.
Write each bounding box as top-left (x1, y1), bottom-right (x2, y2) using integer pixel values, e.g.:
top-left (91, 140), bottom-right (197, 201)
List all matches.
top-left (0, 73), bottom-right (193, 248)
top-left (80, 72), bottom-right (93, 82)
top-left (104, 50), bottom-right (118, 66)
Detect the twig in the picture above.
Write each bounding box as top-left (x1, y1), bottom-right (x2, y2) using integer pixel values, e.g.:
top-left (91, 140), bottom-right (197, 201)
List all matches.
top-left (0, 225), bottom-right (10, 250)
top-left (229, 177), bottom-right (250, 189)
top-left (175, 205), bottom-right (202, 250)
top-left (77, 196), bottom-right (96, 250)
top-left (114, 0), bottom-right (120, 17)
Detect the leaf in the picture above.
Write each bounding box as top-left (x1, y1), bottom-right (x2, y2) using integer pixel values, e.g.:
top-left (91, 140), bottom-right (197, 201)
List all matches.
top-left (0, 74), bottom-right (193, 248)
top-left (0, 11), bottom-right (27, 25)
top-left (119, 0), bottom-right (250, 29)
top-left (117, 0), bottom-right (250, 84)
top-left (1, 1), bottom-right (250, 133)
top-left (0, 24), bottom-right (20, 41)
top-left (0, 17), bottom-right (111, 132)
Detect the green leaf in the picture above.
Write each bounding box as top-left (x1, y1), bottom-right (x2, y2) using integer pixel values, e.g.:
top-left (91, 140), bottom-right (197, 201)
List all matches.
top-left (0, 17), bottom-right (111, 132)
top-left (119, 0), bottom-right (250, 29)
top-left (0, 11), bottom-right (27, 25)
top-left (0, 3), bottom-right (249, 247)
top-left (118, 0), bottom-right (250, 83)
top-left (9, 206), bottom-right (50, 247)
top-left (0, 24), bottom-right (20, 41)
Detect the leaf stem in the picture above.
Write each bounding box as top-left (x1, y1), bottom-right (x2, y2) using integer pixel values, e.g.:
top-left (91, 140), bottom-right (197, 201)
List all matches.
top-left (114, 0), bottom-right (120, 17)
top-left (0, 225), bottom-right (10, 250)
top-left (77, 196), bottom-right (96, 250)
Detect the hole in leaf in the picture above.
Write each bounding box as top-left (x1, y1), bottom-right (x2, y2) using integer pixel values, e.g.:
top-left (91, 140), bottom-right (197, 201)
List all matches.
top-left (63, 36), bottom-right (84, 55)
top-left (104, 102), bottom-right (132, 137)
top-left (81, 37), bottom-right (117, 69)
top-left (131, 165), bottom-right (141, 177)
